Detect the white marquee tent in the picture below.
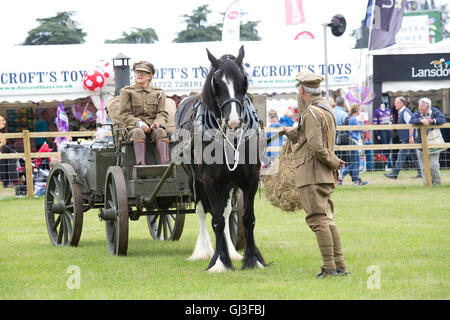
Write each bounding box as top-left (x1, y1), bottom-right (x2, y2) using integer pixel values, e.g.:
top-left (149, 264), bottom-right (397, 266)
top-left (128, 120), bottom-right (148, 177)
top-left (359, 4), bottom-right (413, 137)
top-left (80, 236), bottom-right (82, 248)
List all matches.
top-left (0, 40), bottom-right (364, 105)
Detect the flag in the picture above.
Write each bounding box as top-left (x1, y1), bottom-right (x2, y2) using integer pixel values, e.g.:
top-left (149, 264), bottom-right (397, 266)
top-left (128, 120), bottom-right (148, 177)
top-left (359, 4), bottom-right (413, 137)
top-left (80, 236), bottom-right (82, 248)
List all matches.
top-left (365, 0), bottom-right (374, 28)
top-left (369, 0), bottom-right (407, 50)
top-left (222, 0), bottom-right (241, 42)
top-left (285, 0), bottom-right (305, 25)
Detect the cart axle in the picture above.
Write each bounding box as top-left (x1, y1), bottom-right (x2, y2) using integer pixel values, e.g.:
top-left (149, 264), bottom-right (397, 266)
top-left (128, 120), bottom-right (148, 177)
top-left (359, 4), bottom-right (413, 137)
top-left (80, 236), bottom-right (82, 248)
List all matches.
top-left (99, 208), bottom-right (117, 221)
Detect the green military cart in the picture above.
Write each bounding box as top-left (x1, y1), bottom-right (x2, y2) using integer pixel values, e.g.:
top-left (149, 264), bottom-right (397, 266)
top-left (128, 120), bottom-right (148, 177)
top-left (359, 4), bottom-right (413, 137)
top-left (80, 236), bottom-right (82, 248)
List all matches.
top-left (44, 130), bottom-right (244, 256)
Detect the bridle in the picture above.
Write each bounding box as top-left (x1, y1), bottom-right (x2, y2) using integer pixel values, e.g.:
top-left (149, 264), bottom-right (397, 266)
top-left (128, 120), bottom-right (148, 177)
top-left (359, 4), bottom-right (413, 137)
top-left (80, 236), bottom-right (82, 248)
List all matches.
top-left (210, 68), bottom-right (246, 130)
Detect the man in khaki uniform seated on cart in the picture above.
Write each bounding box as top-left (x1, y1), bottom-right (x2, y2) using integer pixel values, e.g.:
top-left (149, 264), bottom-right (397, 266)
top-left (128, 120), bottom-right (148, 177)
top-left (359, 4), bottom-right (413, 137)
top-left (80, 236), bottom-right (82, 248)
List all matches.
top-left (118, 61), bottom-right (170, 165)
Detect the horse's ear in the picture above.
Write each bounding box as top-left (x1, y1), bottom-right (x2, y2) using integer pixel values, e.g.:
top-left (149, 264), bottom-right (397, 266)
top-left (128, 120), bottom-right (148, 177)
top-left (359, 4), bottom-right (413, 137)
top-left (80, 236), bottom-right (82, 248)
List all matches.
top-left (235, 46), bottom-right (245, 66)
top-left (206, 48), bottom-right (220, 69)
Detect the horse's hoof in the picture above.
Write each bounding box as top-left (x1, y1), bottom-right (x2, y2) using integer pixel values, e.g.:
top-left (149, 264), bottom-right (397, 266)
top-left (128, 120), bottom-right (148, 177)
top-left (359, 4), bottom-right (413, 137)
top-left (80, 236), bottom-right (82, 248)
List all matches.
top-left (206, 255), bottom-right (234, 273)
top-left (187, 250), bottom-right (213, 261)
top-left (187, 254), bottom-right (211, 261)
top-left (229, 251), bottom-right (243, 261)
top-left (242, 249), bottom-right (267, 270)
top-left (242, 259), bottom-right (266, 270)
top-left (187, 242), bottom-right (214, 261)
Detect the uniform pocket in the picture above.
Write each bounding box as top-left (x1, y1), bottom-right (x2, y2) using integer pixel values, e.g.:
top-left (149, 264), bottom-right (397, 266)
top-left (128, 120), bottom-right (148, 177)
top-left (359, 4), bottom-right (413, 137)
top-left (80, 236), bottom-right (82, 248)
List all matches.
top-left (131, 96), bottom-right (144, 114)
top-left (294, 155), bottom-right (305, 168)
top-left (146, 97), bottom-right (158, 118)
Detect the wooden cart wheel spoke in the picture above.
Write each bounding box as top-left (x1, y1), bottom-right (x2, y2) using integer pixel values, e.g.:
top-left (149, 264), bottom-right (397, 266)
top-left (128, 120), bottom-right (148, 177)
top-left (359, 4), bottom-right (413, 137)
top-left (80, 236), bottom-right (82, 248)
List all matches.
top-left (163, 216), bottom-right (170, 240)
top-left (146, 212), bottom-right (185, 241)
top-left (104, 167), bottom-right (128, 256)
top-left (157, 215), bottom-right (164, 239)
top-left (230, 188), bottom-right (245, 251)
top-left (54, 173), bottom-right (63, 196)
top-left (109, 181), bottom-right (118, 206)
top-left (52, 215), bottom-right (62, 232)
top-left (166, 216), bottom-right (174, 236)
top-left (107, 199), bottom-right (115, 210)
top-left (63, 178), bottom-right (71, 204)
top-left (65, 211), bottom-right (74, 224)
top-left (45, 164), bottom-right (83, 247)
top-left (63, 217), bottom-right (69, 245)
top-left (49, 190), bottom-right (58, 201)
top-left (57, 217), bottom-right (65, 244)
top-left (108, 221), bottom-right (116, 251)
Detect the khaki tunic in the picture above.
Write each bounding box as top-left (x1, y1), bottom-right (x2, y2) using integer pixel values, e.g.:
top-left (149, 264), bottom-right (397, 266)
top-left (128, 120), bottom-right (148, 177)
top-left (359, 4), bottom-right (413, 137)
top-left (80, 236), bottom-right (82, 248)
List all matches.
top-left (119, 83), bottom-right (168, 129)
top-left (286, 96), bottom-right (340, 188)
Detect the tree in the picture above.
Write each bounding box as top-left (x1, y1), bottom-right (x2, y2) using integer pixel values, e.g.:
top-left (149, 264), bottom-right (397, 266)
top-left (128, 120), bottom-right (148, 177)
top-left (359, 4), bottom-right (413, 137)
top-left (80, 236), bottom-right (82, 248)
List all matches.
top-left (23, 11), bottom-right (86, 45)
top-left (173, 5), bottom-right (261, 43)
top-left (240, 20), bottom-right (261, 41)
top-left (173, 5), bottom-right (221, 43)
top-left (105, 27), bottom-right (159, 44)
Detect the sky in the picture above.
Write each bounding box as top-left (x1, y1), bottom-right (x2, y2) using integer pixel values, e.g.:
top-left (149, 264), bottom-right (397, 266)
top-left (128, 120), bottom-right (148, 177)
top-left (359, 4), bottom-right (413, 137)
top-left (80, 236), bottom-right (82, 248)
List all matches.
top-left (0, 0), bottom-right (371, 49)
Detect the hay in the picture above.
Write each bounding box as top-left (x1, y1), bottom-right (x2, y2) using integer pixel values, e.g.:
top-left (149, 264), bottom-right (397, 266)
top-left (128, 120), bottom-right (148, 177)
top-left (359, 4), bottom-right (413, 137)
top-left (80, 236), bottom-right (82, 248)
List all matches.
top-left (263, 140), bottom-right (302, 212)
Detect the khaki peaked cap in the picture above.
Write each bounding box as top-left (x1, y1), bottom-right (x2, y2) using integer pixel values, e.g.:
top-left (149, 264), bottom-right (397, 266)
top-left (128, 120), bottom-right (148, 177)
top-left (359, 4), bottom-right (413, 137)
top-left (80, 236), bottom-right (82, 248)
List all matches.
top-left (133, 61), bottom-right (155, 75)
top-left (295, 72), bottom-right (323, 88)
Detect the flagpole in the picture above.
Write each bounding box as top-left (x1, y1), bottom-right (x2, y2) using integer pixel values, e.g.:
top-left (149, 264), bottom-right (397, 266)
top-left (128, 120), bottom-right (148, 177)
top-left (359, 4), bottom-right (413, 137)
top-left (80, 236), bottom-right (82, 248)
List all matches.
top-left (366, 0), bottom-right (377, 142)
top-left (367, 0), bottom-right (376, 52)
top-left (366, 0), bottom-right (376, 85)
top-left (323, 23), bottom-right (330, 103)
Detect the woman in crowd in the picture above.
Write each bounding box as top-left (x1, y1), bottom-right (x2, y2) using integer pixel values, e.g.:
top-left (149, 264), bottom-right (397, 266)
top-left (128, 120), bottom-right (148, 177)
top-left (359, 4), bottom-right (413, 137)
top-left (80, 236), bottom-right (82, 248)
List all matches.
top-left (338, 104), bottom-right (368, 186)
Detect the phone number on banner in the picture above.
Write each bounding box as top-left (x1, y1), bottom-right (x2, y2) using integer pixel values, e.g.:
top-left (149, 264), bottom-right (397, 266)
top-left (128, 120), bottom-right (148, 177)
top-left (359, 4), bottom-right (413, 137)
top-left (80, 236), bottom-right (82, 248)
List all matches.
top-left (153, 80), bottom-right (204, 89)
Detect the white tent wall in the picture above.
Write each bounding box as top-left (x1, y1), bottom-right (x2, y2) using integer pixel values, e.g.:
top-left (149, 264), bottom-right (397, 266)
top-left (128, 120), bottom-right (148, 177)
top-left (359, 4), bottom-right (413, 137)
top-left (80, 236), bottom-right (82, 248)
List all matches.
top-left (1, 41), bottom-right (364, 104)
top-left (266, 98), bottom-right (298, 123)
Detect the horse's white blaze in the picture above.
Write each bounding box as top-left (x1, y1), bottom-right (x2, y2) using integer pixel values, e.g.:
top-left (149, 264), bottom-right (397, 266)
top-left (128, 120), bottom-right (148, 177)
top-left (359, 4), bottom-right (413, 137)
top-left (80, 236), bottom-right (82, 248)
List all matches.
top-left (222, 75), bottom-right (240, 126)
top-left (224, 190), bottom-right (243, 261)
top-left (188, 202), bottom-right (214, 261)
top-left (207, 257), bottom-right (229, 273)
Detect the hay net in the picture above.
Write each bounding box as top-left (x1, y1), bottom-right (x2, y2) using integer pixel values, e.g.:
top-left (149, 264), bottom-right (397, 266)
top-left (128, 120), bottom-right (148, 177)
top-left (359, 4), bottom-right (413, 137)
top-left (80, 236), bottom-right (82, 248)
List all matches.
top-left (263, 140), bottom-right (302, 212)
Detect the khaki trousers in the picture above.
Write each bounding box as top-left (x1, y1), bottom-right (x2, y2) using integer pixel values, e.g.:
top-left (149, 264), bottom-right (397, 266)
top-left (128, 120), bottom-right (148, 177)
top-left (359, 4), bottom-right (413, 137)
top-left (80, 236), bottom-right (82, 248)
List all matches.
top-left (298, 183), bottom-right (346, 270)
top-left (126, 127), bottom-right (167, 143)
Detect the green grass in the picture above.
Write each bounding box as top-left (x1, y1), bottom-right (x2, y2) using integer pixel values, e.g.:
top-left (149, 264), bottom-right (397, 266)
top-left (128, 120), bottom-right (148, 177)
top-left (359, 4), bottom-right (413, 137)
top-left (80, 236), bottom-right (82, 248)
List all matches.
top-left (0, 176), bottom-right (449, 300)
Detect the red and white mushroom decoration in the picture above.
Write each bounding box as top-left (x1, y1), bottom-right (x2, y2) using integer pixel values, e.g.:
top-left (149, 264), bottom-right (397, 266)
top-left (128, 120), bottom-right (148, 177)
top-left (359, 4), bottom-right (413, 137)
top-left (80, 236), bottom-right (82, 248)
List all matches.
top-left (288, 105), bottom-right (299, 122)
top-left (82, 70), bottom-right (105, 92)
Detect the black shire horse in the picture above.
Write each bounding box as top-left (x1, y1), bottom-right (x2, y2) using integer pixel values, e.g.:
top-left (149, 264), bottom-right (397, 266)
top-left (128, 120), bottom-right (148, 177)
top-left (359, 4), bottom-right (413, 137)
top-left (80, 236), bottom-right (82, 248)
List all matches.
top-left (174, 46), bottom-right (266, 272)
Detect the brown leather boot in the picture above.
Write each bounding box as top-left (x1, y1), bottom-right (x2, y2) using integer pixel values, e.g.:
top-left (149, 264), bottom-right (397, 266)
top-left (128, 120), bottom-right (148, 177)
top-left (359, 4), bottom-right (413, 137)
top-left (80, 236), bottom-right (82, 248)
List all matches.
top-left (133, 140), bottom-right (146, 165)
top-left (156, 139), bottom-right (170, 164)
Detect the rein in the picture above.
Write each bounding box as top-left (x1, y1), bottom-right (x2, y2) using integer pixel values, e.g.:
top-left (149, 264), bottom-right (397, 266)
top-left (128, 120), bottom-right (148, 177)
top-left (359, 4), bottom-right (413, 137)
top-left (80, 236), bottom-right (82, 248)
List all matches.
top-left (214, 117), bottom-right (245, 172)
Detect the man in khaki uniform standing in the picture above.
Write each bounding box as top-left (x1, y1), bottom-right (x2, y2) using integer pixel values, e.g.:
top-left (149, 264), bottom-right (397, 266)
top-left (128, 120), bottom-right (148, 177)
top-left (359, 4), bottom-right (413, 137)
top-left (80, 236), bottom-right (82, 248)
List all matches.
top-left (284, 72), bottom-right (349, 278)
top-left (119, 61), bottom-right (170, 165)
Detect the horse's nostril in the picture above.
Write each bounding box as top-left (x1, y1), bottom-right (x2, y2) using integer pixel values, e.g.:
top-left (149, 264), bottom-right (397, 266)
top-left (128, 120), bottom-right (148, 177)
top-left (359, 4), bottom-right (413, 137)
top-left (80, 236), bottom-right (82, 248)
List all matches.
top-left (228, 120), bottom-right (240, 129)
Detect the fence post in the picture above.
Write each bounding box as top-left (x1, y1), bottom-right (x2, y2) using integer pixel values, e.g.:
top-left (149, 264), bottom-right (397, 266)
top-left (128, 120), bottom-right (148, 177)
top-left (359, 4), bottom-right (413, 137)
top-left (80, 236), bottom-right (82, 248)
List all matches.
top-left (419, 126), bottom-right (432, 187)
top-left (22, 130), bottom-right (34, 197)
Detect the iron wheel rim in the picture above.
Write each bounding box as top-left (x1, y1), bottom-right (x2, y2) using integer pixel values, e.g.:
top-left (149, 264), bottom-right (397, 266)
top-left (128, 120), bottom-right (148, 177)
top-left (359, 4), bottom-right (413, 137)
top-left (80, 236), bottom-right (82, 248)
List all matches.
top-left (45, 164), bottom-right (83, 247)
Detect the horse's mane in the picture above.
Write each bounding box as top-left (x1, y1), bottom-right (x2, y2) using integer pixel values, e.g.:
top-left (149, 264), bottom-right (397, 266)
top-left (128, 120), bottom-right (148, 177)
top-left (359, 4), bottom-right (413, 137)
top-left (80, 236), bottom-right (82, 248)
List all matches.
top-left (201, 54), bottom-right (245, 115)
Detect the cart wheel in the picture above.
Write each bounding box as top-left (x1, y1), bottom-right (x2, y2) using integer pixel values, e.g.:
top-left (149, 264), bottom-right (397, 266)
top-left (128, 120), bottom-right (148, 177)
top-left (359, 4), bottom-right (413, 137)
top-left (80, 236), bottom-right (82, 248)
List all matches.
top-left (45, 164), bottom-right (83, 247)
top-left (104, 166), bottom-right (129, 256)
top-left (147, 212), bottom-right (185, 241)
top-left (230, 188), bottom-right (245, 251)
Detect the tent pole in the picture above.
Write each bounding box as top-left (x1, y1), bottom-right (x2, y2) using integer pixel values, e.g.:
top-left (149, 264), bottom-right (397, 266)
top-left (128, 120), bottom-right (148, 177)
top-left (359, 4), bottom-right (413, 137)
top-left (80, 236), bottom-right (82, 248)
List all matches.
top-left (323, 24), bottom-right (330, 104)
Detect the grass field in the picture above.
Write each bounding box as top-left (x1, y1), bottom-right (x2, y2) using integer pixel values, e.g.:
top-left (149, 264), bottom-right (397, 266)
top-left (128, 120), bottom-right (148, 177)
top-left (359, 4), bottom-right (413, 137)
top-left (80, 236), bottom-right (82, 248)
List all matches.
top-left (0, 170), bottom-right (449, 300)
